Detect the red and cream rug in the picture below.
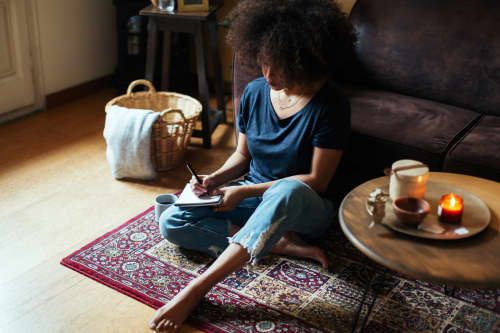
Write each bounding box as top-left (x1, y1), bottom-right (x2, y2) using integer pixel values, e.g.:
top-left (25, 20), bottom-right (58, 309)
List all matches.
top-left (61, 207), bottom-right (500, 332)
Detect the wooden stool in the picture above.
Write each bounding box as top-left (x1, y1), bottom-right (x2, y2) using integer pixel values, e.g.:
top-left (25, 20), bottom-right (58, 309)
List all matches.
top-left (140, 4), bottom-right (226, 148)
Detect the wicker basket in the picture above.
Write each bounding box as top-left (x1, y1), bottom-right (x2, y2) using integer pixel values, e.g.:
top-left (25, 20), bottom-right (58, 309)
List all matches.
top-left (105, 79), bottom-right (202, 171)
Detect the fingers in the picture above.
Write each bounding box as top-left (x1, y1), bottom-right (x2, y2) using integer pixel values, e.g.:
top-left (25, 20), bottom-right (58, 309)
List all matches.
top-left (191, 178), bottom-right (207, 195)
top-left (192, 184), bottom-right (207, 196)
top-left (212, 200), bottom-right (231, 212)
top-left (201, 176), bottom-right (211, 188)
top-left (211, 188), bottom-right (224, 196)
top-left (191, 175), bottom-right (215, 196)
top-left (213, 206), bottom-right (226, 212)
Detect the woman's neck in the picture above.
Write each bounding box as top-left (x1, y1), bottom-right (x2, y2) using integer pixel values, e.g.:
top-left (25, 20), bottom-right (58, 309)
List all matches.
top-left (269, 78), bottom-right (327, 119)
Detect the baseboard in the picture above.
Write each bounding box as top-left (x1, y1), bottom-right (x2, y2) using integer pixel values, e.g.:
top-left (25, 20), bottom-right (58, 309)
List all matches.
top-left (0, 105), bottom-right (43, 125)
top-left (46, 75), bottom-right (114, 109)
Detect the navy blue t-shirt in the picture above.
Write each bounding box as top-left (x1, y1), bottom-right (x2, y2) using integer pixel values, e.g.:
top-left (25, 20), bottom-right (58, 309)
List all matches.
top-left (237, 77), bottom-right (350, 191)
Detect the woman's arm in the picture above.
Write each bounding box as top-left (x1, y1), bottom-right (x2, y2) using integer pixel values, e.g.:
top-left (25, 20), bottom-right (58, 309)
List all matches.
top-left (213, 147), bottom-right (342, 212)
top-left (240, 147), bottom-right (342, 196)
top-left (296, 146), bottom-right (343, 193)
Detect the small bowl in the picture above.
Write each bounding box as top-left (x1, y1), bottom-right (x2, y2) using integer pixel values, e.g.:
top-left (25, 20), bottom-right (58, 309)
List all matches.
top-left (392, 197), bottom-right (430, 225)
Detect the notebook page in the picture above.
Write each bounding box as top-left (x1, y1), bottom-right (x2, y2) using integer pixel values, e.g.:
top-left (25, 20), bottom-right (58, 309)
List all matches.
top-left (174, 184), bottom-right (222, 206)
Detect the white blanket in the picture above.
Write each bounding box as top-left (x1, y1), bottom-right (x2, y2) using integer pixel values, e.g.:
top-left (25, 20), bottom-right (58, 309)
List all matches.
top-left (103, 105), bottom-right (160, 180)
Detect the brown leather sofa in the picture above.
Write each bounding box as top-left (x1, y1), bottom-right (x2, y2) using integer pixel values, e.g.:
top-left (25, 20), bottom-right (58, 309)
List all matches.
top-left (232, 0), bottom-right (500, 202)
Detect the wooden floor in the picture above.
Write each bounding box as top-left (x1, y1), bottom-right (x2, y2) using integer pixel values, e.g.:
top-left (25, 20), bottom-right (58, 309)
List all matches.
top-left (0, 89), bottom-right (235, 332)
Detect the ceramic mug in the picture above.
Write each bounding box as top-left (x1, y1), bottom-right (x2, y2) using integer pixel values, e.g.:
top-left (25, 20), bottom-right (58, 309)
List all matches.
top-left (388, 159), bottom-right (429, 200)
top-left (154, 194), bottom-right (177, 223)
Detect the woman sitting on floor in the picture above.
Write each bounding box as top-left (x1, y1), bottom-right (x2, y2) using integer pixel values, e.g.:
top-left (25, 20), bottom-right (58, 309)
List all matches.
top-left (150, 0), bottom-right (356, 331)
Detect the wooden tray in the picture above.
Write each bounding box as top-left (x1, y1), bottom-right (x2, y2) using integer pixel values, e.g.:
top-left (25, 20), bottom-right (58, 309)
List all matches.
top-left (367, 181), bottom-right (491, 240)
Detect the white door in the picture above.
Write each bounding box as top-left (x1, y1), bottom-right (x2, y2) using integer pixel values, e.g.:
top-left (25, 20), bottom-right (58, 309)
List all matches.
top-left (0, 0), bottom-right (35, 115)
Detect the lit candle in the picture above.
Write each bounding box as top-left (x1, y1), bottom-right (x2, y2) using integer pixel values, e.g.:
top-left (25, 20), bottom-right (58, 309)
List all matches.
top-left (437, 193), bottom-right (463, 223)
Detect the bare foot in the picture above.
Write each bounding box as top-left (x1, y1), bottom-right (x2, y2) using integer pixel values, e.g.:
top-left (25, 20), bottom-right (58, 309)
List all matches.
top-left (149, 281), bottom-right (204, 332)
top-left (150, 244), bottom-right (250, 331)
top-left (271, 232), bottom-right (329, 268)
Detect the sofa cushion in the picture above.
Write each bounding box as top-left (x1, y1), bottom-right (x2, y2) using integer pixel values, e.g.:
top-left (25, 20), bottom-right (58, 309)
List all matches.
top-left (342, 85), bottom-right (480, 175)
top-left (443, 116), bottom-right (500, 181)
top-left (349, 0), bottom-right (500, 116)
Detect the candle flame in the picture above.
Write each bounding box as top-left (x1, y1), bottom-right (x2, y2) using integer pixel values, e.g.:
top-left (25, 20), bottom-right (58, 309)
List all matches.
top-left (450, 197), bottom-right (456, 206)
top-left (418, 176), bottom-right (422, 182)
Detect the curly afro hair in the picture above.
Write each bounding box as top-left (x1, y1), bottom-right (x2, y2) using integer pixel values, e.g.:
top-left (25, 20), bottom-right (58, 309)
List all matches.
top-left (226, 0), bottom-right (357, 87)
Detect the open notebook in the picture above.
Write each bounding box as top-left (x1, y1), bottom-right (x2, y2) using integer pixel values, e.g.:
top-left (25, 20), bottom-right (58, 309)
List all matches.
top-left (174, 183), bottom-right (223, 207)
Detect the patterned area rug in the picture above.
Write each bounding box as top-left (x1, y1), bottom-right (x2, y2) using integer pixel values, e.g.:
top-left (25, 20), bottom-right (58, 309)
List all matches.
top-left (61, 207), bottom-right (500, 332)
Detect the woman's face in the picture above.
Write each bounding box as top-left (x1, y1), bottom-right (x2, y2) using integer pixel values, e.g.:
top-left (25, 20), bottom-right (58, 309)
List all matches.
top-left (261, 64), bottom-right (286, 90)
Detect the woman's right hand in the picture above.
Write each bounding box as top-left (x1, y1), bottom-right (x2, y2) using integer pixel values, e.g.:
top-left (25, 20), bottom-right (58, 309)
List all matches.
top-left (190, 174), bottom-right (218, 197)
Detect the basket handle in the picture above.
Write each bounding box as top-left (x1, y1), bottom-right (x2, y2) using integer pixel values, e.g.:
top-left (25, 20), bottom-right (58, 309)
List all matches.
top-left (126, 79), bottom-right (156, 95)
top-left (160, 108), bottom-right (186, 124)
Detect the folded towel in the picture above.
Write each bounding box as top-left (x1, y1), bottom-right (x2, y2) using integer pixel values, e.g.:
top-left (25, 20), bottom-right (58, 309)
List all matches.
top-left (103, 105), bottom-right (160, 180)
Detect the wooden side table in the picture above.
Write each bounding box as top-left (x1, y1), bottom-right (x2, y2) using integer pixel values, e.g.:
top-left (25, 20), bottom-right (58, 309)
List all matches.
top-left (140, 4), bottom-right (226, 148)
top-left (339, 172), bottom-right (500, 332)
top-left (339, 172), bottom-right (500, 288)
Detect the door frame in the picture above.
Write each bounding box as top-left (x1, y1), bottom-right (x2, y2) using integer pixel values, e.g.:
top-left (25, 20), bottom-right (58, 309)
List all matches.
top-left (0, 0), bottom-right (45, 124)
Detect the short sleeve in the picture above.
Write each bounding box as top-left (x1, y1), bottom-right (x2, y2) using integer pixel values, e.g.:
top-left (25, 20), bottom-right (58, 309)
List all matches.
top-left (236, 87), bottom-right (249, 134)
top-left (312, 92), bottom-right (351, 150)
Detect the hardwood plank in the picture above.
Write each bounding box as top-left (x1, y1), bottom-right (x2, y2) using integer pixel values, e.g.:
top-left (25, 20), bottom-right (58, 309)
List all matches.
top-left (0, 89), bottom-right (233, 332)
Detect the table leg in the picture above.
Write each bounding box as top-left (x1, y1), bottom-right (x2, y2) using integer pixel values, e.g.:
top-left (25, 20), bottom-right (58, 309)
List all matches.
top-left (145, 18), bottom-right (158, 83)
top-left (361, 270), bottom-right (386, 332)
top-left (351, 272), bottom-right (374, 333)
top-left (194, 21), bottom-right (212, 148)
top-left (351, 269), bottom-right (386, 333)
top-left (161, 30), bottom-right (172, 91)
top-left (444, 285), bottom-right (456, 297)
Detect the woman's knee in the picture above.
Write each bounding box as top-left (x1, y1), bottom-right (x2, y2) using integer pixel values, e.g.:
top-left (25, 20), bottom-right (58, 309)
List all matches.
top-left (264, 179), bottom-right (314, 204)
top-left (158, 205), bottom-right (221, 247)
top-left (158, 206), bottom-right (188, 243)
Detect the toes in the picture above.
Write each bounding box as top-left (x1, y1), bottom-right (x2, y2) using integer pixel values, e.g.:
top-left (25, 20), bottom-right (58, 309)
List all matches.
top-left (157, 319), bottom-right (179, 333)
top-left (150, 307), bottom-right (165, 329)
top-left (156, 318), bottom-right (166, 332)
top-left (168, 320), bottom-right (179, 332)
top-left (159, 320), bottom-right (177, 333)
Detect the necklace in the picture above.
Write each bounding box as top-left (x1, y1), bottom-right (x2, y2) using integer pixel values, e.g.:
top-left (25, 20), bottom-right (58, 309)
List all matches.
top-left (278, 90), bottom-right (304, 110)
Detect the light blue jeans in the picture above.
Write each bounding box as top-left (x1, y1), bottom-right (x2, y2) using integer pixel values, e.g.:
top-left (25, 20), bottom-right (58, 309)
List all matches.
top-left (158, 179), bottom-right (335, 264)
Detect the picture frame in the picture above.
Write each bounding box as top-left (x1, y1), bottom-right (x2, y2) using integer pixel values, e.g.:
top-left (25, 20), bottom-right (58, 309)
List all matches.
top-left (177, 0), bottom-right (209, 12)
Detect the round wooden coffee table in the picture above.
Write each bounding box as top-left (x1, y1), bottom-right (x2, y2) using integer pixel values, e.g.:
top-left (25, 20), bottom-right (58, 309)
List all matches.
top-left (339, 172), bottom-right (500, 289)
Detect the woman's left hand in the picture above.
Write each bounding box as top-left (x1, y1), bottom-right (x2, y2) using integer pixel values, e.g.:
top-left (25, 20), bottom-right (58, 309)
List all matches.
top-left (212, 186), bottom-right (245, 212)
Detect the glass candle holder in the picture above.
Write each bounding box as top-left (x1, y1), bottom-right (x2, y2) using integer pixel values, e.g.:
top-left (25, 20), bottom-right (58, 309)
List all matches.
top-left (156, 0), bottom-right (175, 12)
top-left (437, 193), bottom-right (463, 223)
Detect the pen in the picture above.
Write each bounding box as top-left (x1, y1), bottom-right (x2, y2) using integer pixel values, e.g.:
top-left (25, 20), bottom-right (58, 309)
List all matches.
top-left (186, 161), bottom-right (203, 185)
